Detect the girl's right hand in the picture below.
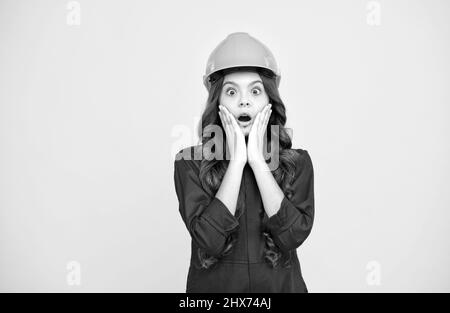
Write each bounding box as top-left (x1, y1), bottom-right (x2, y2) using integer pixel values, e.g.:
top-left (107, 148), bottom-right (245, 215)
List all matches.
top-left (218, 105), bottom-right (247, 167)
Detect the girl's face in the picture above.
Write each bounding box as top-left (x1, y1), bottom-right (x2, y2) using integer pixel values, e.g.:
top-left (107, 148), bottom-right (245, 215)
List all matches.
top-left (219, 71), bottom-right (270, 137)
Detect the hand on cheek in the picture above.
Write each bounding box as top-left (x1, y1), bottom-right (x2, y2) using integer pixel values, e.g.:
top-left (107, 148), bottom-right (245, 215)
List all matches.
top-left (218, 105), bottom-right (248, 166)
top-left (247, 103), bottom-right (272, 167)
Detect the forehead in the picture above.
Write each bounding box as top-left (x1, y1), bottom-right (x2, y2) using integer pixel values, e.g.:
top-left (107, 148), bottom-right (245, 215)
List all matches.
top-left (223, 71), bottom-right (262, 85)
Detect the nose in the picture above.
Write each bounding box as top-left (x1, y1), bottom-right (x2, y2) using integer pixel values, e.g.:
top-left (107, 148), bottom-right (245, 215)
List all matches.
top-left (238, 91), bottom-right (252, 107)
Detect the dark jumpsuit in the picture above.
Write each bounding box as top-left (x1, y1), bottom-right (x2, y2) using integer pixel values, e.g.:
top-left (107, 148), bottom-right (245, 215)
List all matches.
top-left (173, 145), bottom-right (314, 293)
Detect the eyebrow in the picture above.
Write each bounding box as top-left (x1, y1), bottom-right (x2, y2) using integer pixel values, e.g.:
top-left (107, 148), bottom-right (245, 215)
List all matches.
top-left (223, 80), bottom-right (263, 87)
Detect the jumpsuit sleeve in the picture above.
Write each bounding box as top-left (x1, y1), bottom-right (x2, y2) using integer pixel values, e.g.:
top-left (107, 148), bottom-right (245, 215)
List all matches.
top-left (265, 149), bottom-right (315, 254)
top-left (174, 153), bottom-right (240, 258)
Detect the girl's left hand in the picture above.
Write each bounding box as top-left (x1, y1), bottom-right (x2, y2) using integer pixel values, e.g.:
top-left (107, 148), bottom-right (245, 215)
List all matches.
top-left (247, 103), bottom-right (272, 168)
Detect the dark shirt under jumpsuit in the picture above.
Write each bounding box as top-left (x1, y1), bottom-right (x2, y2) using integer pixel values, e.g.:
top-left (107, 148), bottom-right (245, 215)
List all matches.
top-left (173, 145), bottom-right (315, 293)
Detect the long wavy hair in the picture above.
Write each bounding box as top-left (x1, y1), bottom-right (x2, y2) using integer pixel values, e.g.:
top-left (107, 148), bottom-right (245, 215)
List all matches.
top-left (196, 66), bottom-right (300, 269)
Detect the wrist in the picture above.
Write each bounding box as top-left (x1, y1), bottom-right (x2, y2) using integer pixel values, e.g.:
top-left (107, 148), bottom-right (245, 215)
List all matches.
top-left (249, 158), bottom-right (267, 170)
top-left (229, 160), bottom-right (246, 170)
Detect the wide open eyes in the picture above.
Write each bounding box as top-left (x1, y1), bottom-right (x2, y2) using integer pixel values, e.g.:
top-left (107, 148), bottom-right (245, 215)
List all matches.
top-left (225, 87), bottom-right (262, 97)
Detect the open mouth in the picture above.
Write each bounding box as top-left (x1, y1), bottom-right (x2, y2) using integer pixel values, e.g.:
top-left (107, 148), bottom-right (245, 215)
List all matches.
top-left (236, 114), bottom-right (253, 128)
top-left (237, 114), bottom-right (252, 122)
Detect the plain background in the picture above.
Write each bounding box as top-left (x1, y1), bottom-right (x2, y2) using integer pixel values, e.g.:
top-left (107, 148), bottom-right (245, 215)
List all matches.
top-left (1, 0), bottom-right (449, 292)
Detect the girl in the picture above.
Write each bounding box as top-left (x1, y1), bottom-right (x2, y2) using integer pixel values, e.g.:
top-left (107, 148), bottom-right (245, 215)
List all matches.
top-left (174, 32), bottom-right (315, 293)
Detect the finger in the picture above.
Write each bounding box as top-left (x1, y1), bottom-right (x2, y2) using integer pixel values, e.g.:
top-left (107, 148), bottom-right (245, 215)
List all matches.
top-left (223, 109), bottom-right (235, 141)
top-left (258, 110), bottom-right (265, 126)
top-left (250, 113), bottom-right (260, 137)
top-left (250, 111), bottom-right (260, 133)
top-left (258, 108), bottom-right (266, 132)
top-left (220, 112), bottom-right (230, 137)
top-left (223, 107), bottom-right (239, 131)
top-left (261, 110), bottom-right (271, 141)
top-left (219, 112), bottom-right (229, 153)
top-left (219, 106), bottom-right (227, 125)
top-left (218, 107), bottom-right (223, 122)
top-left (229, 113), bottom-right (242, 134)
top-left (219, 112), bottom-right (229, 143)
top-left (223, 110), bottom-right (230, 128)
top-left (261, 104), bottom-right (271, 129)
top-left (223, 116), bottom-right (232, 139)
top-left (265, 103), bottom-right (272, 118)
top-left (256, 110), bottom-right (263, 130)
top-left (218, 110), bottom-right (225, 126)
top-left (220, 109), bottom-right (232, 139)
top-left (263, 107), bottom-right (271, 130)
top-left (222, 106), bottom-right (232, 126)
top-left (220, 111), bottom-right (233, 156)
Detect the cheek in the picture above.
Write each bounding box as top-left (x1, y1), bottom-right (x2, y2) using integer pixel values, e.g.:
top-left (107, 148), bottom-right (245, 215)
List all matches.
top-left (219, 95), bottom-right (232, 108)
top-left (255, 103), bottom-right (268, 114)
top-left (219, 96), bottom-right (234, 111)
top-left (255, 95), bottom-right (269, 110)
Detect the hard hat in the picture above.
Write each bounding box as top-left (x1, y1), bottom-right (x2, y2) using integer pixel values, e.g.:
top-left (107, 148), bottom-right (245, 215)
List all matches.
top-left (203, 32), bottom-right (281, 90)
